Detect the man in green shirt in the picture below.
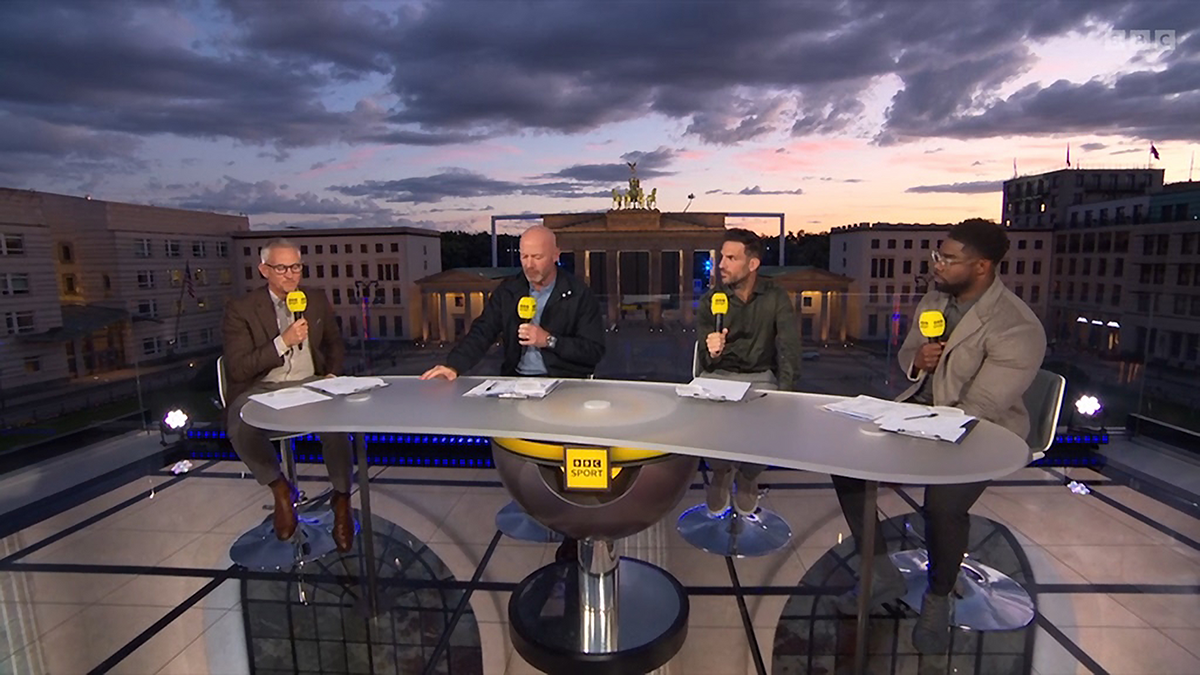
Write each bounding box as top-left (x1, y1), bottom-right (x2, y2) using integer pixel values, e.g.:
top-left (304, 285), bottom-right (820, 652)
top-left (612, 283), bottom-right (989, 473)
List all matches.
top-left (697, 228), bottom-right (802, 515)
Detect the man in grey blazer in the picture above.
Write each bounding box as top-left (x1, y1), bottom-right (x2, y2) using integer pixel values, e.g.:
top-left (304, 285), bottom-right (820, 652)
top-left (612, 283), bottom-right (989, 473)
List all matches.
top-left (832, 220), bottom-right (1046, 654)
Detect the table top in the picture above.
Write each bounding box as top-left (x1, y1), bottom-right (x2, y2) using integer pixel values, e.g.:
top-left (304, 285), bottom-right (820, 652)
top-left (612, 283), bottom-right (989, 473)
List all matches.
top-left (241, 377), bottom-right (1030, 484)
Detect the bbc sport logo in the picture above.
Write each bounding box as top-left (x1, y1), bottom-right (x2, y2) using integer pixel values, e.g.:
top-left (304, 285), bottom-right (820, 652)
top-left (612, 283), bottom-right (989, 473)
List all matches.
top-left (1104, 29), bottom-right (1176, 51)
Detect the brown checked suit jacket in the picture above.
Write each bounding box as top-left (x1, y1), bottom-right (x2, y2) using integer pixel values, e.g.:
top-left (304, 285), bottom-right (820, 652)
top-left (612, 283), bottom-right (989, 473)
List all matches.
top-left (221, 286), bottom-right (344, 414)
top-left (896, 278), bottom-right (1047, 442)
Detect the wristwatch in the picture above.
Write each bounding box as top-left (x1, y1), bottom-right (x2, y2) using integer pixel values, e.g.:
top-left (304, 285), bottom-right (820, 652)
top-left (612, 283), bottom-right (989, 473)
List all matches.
top-left (545, 335), bottom-right (558, 349)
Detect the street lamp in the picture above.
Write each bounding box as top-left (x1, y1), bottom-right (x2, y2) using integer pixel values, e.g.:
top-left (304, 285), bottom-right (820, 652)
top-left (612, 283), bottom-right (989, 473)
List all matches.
top-left (353, 279), bottom-right (382, 373)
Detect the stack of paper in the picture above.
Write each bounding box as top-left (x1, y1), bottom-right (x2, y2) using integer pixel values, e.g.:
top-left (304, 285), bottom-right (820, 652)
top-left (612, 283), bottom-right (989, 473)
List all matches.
top-left (305, 376), bottom-right (388, 396)
top-left (248, 386), bottom-right (332, 410)
top-left (675, 377), bottom-right (753, 402)
top-left (823, 395), bottom-right (976, 443)
top-left (821, 395), bottom-right (927, 421)
top-left (462, 378), bottom-right (561, 399)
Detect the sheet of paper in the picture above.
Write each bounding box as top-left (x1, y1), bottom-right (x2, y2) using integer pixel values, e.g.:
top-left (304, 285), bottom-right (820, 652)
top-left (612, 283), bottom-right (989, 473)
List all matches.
top-left (821, 395), bottom-right (927, 421)
top-left (675, 377), bottom-right (753, 402)
top-left (305, 376), bottom-right (387, 396)
top-left (248, 386), bottom-right (332, 410)
top-left (462, 378), bottom-right (561, 399)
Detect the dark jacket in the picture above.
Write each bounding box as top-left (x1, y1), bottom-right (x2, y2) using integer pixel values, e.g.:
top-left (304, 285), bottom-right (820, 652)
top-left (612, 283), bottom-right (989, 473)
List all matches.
top-left (221, 286), bottom-right (344, 409)
top-left (445, 271), bottom-right (605, 378)
top-left (697, 277), bottom-right (801, 391)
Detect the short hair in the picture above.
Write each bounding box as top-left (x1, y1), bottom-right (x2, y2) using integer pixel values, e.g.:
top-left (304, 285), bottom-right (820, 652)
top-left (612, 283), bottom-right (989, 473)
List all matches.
top-left (260, 238), bottom-right (300, 264)
top-left (722, 227), bottom-right (764, 260)
top-left (948, 220), bottom-right (1009, 264)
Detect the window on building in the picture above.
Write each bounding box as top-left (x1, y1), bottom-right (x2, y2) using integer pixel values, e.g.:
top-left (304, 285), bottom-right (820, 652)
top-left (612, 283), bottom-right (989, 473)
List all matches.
top-left (192, 241), bottom-right (207, 257)
top-left (59, 243), bottom-right (73, 262)
top-left (316, 244), bottom-right (324, 254)
top-left (316, 264), bottom-right (325, 278)
top-left (332, 288), bottom-right (341, 305)
top-left (391, 243), bottom-right (399, 253)
top-left (164, 240), bottom-right (181, 257)
top-left (331, 244), bottom-right (339, 254)
top-left (871, 239), bottom-right (880, 249)
top-left (142, 337), bottom-right (161, 356)
top-left (1030, 285), bottom-right (1040, 303)
top-left (2, 273), bottom-right (31, 295)
top-left (62, 274), bottom-right (78, 295)
top-left (1033, 260), bottom-right (1042, 275)
top-left (360, 244), bottom-right (367, 254)
top-left (392, 287), bottom-right (402, 305)
top-left (375, 243), bottom-right (384, 253)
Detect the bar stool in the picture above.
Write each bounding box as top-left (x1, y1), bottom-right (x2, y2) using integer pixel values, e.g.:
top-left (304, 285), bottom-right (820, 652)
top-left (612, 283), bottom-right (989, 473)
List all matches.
top-left (216, 357), bottom-right (338, 569)
top-left (676, 344), bottom-right (793, 557)
top-left (891, 369), bottom-right (1065, 630)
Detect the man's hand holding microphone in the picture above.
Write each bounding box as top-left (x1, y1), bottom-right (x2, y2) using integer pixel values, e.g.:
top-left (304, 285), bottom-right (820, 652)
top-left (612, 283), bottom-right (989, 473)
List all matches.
top-left (707, 292), bottom-right (729, 359)
top-left (283, 291), bottom-right (308, 350)
top-left (915, 309), bottom-right (946, 372)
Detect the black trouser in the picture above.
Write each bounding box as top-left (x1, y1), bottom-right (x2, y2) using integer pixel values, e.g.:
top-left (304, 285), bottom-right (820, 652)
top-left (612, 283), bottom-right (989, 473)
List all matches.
top-left (831, 475), bottom-right (989, 596)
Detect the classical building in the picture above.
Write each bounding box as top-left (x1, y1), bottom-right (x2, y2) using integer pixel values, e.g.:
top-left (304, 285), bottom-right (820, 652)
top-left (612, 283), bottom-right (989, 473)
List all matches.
top-left (1049, 182), bottom-right (1200, 368)
top-left (1, 188), bottom-right (248, 395)
top-left (413, 210), bottom-right (851, 345)
top-left (829, 222), bottom-right (1053, 341)
top-left (232, 227), bottom-right (441, 341)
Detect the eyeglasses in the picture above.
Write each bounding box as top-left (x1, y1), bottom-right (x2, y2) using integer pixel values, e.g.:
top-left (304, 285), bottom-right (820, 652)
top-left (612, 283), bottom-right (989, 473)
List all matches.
top-left (265, 263), bottom-right (304, 274)
top-left (930, 251), bottom-right (974, 267)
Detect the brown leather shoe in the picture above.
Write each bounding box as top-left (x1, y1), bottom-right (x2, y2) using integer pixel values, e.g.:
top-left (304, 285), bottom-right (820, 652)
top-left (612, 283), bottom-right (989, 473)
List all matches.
top-left (269, 477), bottom-right (297, 541)
top-left (331, 491), bottom-right (355, 552)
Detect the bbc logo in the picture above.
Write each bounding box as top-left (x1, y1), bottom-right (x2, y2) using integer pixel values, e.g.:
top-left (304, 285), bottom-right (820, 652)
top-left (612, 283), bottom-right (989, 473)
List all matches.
top-left (1105, 29), bottom-right (1176, 51)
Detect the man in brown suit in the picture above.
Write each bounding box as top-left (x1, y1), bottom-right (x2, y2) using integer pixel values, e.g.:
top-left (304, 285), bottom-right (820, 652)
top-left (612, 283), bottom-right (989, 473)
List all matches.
top-left (832, 220), bottom-right (1046, 654)
top-left (222, 238), bottom-right (354, 552)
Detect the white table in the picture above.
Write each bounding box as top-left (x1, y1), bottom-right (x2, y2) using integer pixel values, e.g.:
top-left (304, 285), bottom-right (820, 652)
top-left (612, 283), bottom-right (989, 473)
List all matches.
top-left (242, 376), bottom-right (1030, 673)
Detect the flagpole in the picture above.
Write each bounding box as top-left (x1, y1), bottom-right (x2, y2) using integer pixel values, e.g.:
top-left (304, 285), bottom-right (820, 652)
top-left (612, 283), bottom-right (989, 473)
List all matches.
top-left (1190, 151), bottom-right (1194, 182)
top-left (172, 261), bottom-right (188, 354)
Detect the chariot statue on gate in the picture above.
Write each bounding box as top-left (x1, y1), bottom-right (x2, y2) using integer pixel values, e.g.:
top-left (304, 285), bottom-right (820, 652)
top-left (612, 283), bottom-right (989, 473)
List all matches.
top-left (608, 161), bottom-right (659, 211)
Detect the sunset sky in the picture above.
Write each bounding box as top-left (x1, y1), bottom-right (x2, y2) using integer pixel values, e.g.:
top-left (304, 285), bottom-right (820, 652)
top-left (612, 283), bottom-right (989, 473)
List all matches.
top-left (1, 0), bottom-right (1197, 236)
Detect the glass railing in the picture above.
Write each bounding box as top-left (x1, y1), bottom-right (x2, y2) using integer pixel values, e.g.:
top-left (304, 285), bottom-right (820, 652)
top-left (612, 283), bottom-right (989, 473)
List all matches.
top-left (11, 289), bottom-right (1199, 453)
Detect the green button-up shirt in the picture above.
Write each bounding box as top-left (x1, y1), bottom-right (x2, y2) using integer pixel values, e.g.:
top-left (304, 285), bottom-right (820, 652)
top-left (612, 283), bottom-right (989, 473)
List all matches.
top-left (697, 277), bottom-right (802, 390)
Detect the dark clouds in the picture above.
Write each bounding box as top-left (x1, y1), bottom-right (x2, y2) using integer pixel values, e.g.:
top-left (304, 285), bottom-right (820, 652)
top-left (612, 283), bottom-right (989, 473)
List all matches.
top-left (332, 169), bottom-right (610, 204)
top-left (906, 181), bottom-right (1004, 194)
top-left (1, 0), bottom-right (1198, 190)
top-left (174, 177), bottom-right (388, 216)
top-left (543, 148), bottom-right (678, 183)
top-left (706, 186), bottom-right (805, 196)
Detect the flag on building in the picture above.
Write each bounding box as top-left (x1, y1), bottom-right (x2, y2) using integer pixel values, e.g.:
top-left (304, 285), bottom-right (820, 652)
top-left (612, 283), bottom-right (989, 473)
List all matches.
top-left (1066, 143), bottom-right (1071, 167)
top-left (1150, 144), bottom-right (1160, 160)
top-left (184, 262), bottom-right (196, 299)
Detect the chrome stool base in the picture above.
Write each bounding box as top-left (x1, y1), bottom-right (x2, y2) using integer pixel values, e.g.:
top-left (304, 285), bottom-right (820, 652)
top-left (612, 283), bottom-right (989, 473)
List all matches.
top-left (891, 549), bottom-right (1035, 631)
top-left (230, 510), bottom-right (339, 570)
top-left (496, 500), bottom-right (564, 543)
top-left (676, 504), bottom-right (792, 558)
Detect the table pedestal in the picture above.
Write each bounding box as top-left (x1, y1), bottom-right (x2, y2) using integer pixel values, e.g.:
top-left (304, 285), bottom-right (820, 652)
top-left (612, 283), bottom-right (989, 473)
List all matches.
top-left (509, 540), bottom-right (688, 675)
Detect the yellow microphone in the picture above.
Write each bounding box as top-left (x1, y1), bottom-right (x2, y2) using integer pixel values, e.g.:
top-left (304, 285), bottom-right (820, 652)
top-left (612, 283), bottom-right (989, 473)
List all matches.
top-left (711, 292), bottom-right (729, 333)
top-left (919, 309), bottom-right (946, 343)
top-left (286, 291), bottom-right (308, 351)
top-left (517, 296), bottom-right (536, 321)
